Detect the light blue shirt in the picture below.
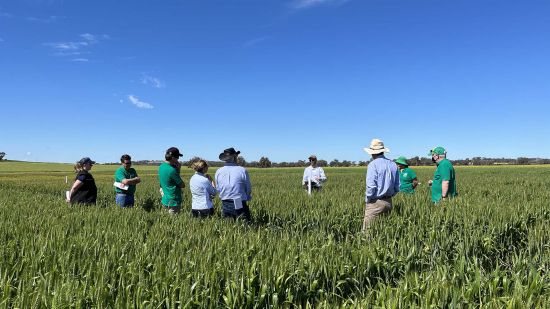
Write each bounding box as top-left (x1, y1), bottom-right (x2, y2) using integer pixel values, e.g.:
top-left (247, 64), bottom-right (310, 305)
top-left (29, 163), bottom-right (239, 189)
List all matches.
top-left (365, 156), bottom-right (400, 203)
top-left (189, 172), bottom-right (217, 210)
top-left (215, 163), bottom-right (252, 201)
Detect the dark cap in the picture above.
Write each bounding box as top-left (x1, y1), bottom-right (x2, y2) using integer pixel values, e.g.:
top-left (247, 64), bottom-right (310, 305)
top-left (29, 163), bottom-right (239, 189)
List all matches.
top-left (166, 147), bottom-right (183, 158)
top-left (308, 155), bottom-right (317, 161)
top-left (219, 147), bottom-right (240, 161)
top-left (78, 157), bottom-right (96, 165)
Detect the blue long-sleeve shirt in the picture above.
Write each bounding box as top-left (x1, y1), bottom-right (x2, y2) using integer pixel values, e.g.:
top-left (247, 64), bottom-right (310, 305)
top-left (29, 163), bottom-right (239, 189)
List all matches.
top-left (365, 156), bottom-right (400, 203)
top-left (215, 163), bottom-right (252, 201)
top-left (189, 172), bottom-right (217, 210)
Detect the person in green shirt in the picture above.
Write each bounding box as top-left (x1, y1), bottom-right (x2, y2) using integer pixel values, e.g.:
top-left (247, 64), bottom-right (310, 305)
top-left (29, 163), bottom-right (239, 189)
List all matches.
top-left (158, 147), bottom-right (185, 214)
top-left (394, 156), bottom-right (418, 194)
top-left (114, 154), bottom-right (141, 207)
top-left (428, 146), bottom-right (457, 203)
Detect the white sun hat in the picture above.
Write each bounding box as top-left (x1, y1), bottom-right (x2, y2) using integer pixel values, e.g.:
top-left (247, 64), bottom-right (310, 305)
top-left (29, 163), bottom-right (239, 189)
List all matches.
top-left (363, 138), bottom-right (390, 155)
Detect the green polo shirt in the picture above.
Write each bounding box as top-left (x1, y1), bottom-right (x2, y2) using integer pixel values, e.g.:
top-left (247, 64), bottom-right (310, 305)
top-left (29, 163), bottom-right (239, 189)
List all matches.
top-left (431, 159), bottom-right (457, 203)
top-left (399, 167), bottom-right (417, 194)
top-left (158, 162), bottom-right (183, 207)
top-left (114, 166), bottom-right (138, 194)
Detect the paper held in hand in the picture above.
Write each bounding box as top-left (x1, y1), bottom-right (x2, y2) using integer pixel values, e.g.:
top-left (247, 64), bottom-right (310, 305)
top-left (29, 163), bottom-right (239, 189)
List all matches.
top-left (113, 182), bottom-right (129, 190)
top-left (65, 191), bottom-right (70, 200)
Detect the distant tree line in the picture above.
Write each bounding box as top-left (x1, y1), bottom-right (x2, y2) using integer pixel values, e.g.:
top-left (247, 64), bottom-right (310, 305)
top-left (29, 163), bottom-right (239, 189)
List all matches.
top-left (121, 156), bottom-right (550, 167)
top-left (0, 152), bottom-right (5, 160)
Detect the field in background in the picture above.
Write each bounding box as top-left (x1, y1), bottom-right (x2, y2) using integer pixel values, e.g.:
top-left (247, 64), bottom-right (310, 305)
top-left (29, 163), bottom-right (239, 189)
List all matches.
top-left (0, 162), bottom-right (549, 307)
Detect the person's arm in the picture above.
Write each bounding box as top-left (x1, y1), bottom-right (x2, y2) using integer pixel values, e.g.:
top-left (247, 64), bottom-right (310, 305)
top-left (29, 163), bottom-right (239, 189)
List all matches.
top-left (244, 169), bottom-right (252, 200)
top-left (441, 181), bottom-right (449, 198)
top-left (412, 178), bottom-right (419, 189)
top-left (68, 179), bottom-right (83, 202)
top-left (365, 167), bottom-right (378, 203)
top-left (440, 163), bottom-right (452, 199)
top-left (319, 168), bottom-right (327, 182)
top-left (122, 171), bottom-right (141, 185)
top-left (302, 168), bottom-right (308, 185)
top-left (205, 178), bottom-right (217, 197)
top-left (171, 167), bottom-right (185, 189)
top-left (410, 169), bottom-right (418, 189)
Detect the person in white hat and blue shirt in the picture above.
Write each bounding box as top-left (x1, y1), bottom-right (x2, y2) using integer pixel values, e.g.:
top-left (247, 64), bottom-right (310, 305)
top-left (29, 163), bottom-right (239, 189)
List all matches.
top-left (362, 138), bottom-right (400, 231)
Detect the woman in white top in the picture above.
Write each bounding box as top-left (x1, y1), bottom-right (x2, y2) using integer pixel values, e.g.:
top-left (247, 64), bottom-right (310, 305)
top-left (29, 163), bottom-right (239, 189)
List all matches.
top-left (302, 155), bottom-right (327, 191)
top-left (189, 159), bottom-right (217, 218)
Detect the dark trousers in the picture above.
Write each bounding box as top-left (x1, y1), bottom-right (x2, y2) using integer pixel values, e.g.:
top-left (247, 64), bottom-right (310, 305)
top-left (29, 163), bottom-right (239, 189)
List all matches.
top-left (191, 208), bottom-right (214, 218)
top-left (222, 200), bottom-right (251, 222)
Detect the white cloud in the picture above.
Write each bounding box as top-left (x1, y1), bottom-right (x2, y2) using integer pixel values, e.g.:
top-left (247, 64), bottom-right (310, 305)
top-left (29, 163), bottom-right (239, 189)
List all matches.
top-left (128, 95), bottom-right (154, 109)
top-left (289, 0), bottom-right (349, 9)
top-left (141, 74), bottom-right (165, 88)
top-left (44, 33), bottom-right (108, 60)
top-left (71, 58), bottom-right (89, 62)
top-left (26, 152), bottom-right (32, 156)
top-left (26, 15), bottom-right (60, 23)
top-left (243, 37), bottom-right (267, 48)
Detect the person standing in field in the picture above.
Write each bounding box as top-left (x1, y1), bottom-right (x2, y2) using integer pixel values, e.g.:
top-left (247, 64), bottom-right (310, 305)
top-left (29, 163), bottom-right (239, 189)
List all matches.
top-left (113, 154), bottom-right (141, 208)
top-left (428, 146), bottom-right (457, 203)
top-left (158, 147), bottom-right (185, 214)
top-left (302, 155), bottom-right (327, 191)
top-left (189, 159), bottom-right (217, 218)
top-left (394, 156), bottom-right (418, 194)
top-left (362, 139), bottom-right (400, 231)
top-left (67, 157), bottom-right (97, 205)
top-left (215, 147), bottom-right (252, 222)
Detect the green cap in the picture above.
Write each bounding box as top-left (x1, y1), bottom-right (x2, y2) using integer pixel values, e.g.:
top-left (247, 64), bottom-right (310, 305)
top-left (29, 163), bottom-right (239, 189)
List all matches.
top-left (429, 146), bottom-right (446, 155)
top-left (394, 156), bottom-right (408, 166)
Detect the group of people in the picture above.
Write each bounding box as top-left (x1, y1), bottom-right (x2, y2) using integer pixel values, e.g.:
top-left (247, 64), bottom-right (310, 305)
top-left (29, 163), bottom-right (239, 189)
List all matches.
top-left (66, 139), bottom-right (457, 228)
top-left (67, 147), bottom-right (253, 221)
top-left (361, 139), bottom-right (457, 231)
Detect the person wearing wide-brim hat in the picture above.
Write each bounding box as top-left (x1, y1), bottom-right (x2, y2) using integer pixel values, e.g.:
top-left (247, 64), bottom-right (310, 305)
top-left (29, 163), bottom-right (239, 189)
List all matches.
top-left (428, 146), bottom-right (457, 203)
top-left (215, 147), bottom-right (252, 222)
top-left (67, 157), bottom-right (98, 205)
top-left (394, 156), bottom-right (418, 194)
top-left (362, 139), bottom-right (400, 231)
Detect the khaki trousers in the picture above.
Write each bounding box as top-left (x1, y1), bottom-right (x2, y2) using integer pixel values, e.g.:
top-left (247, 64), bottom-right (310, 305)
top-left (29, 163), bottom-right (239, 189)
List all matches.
top-left (362, 198), bottom-right (392, 231)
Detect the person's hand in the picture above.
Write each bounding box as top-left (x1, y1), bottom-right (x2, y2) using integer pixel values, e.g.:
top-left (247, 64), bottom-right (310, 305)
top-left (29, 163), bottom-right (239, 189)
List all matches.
top-left (159, 187), bottom-right (164, 197)
top-left (428, 180), bottom-right (433, 187)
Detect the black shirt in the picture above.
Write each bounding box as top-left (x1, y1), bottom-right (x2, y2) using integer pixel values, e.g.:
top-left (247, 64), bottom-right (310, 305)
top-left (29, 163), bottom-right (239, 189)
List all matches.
top-left (70, 171), bottom-right (97, 205)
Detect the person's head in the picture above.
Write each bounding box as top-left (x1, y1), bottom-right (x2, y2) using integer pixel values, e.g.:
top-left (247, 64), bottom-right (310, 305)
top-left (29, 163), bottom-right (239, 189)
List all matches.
top-left (308, 155), bottom-right (318, 167)
top-left (165, 147), bottom-right (183, 163)
top-left (75, 157), bottom-right (95, 173)
top-left (219, 147), bottom-right (240, 163)
top-left (363, 138), bottom-right (390, 159)
top-left (429, 146), bottom-right (446, 163)
top-left (191, 159), bottom-right (209, 174)
top-left (394, 156), bottom-right (409, 170)
top-left (120, 154), bottom-right (132, 170)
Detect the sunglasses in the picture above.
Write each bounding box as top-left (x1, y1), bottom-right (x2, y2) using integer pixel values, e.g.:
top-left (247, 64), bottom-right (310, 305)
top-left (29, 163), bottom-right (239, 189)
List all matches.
top-left (123, 161), bottom-right (132, 165)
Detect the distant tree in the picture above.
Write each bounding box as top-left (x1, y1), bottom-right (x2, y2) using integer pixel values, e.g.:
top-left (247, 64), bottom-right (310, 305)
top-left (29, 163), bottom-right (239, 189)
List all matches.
top-left (329, 159), bottom-right (340, 167)
top-left (317, 159), bottom-right (328, 167)
top-left (358, 161), bottom-right (368, 166)
top-left (237, 156), bottom-right (246, 167)
top-left (516, 157), bottom-right (529, 165)
top-left (258, 156), bottom-right (272, 168)
top-left (296, 160), bottom-right (307, 167)
top-left (0, 152), bottom-right (5, 161)
top-left (185, 156), bottom-right (202, 168)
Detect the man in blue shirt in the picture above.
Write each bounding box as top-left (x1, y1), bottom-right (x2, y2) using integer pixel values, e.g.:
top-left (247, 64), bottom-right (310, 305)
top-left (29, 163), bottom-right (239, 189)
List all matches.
top-left (215, 147), bottom-right (252, 221)
top-left (362, 138), bottom-right (400, 231)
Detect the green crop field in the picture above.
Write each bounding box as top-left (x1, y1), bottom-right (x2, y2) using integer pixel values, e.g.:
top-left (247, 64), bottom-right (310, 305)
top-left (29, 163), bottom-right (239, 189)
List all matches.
top-left (0, 161), bottom-right (549, 308)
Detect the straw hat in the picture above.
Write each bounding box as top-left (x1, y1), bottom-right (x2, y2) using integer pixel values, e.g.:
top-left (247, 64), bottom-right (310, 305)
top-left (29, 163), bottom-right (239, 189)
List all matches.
top-left (363, 138), bottom-right (390, 155)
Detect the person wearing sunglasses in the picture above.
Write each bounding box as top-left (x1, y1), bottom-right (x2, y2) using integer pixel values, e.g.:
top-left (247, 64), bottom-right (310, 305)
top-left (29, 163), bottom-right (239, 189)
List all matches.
top-left (114, 154), bottom-right (141, 207)
top-left (302, 155), bottom-right (327, 192)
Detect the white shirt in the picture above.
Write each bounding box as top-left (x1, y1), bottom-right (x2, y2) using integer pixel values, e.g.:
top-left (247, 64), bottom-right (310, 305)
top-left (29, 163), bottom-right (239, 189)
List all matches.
top-left (302, 166), bottom-right (327, 185)
top-left (189, 172), bottom-right (217, 210)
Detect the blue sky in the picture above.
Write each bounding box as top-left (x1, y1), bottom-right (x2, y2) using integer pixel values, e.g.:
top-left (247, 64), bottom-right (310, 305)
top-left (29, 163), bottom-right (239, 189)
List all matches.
top-left (1, 0), bottom-right (549, 163)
